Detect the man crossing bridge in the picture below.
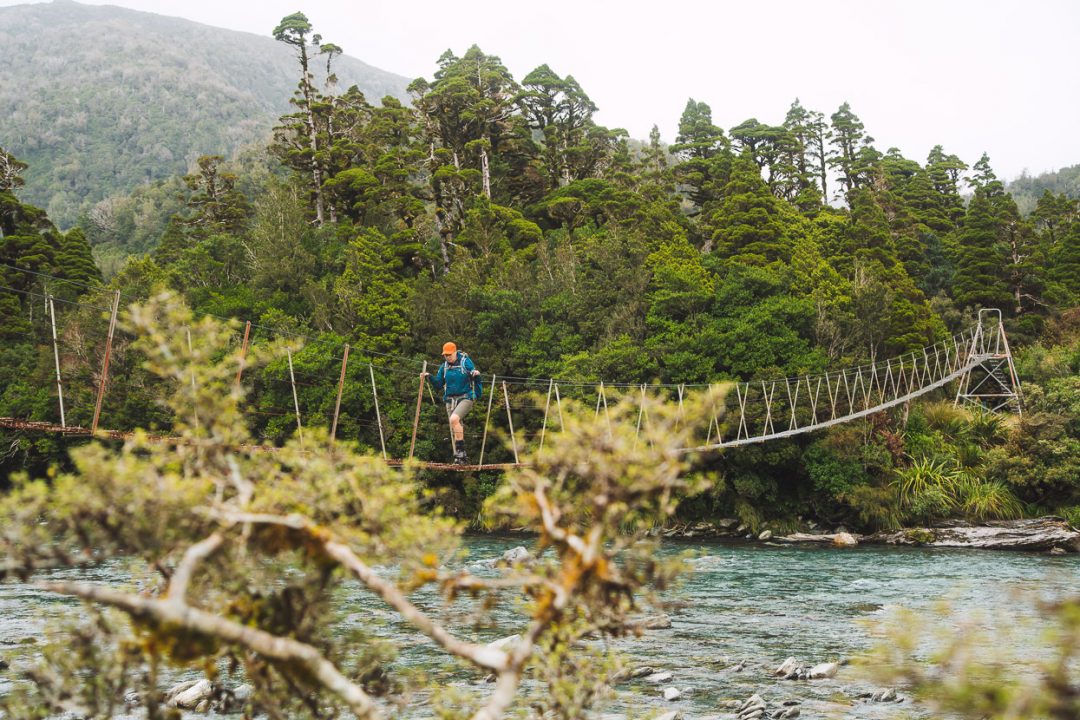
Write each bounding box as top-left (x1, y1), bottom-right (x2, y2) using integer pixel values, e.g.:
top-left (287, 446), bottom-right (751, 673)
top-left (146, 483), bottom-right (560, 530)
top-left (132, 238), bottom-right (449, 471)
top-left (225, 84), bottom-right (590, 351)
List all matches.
top-left (423, 342), bottom-right (482, 465)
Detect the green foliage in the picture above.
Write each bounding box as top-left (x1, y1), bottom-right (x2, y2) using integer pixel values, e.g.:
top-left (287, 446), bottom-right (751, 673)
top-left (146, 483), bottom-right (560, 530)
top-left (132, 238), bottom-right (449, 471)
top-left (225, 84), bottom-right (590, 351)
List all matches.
top-left (2, 36), bottom-right (1079, 536)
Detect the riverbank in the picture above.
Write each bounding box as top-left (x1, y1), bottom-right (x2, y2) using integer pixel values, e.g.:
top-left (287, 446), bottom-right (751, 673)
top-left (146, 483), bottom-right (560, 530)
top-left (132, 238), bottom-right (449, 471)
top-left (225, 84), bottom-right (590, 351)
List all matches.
top-left (651, 516), bottom-right (1080, 553)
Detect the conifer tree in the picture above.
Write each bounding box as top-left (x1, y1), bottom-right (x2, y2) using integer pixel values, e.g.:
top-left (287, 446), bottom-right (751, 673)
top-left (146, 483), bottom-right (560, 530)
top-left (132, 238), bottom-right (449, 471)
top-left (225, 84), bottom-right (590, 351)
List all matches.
top-left (925, 145), bottom-right (967, 225)
top-left (708, 153), bottom-right (792, 263)
top-left (828, 102), bottom-right (877, 195)
top-left (179, 156), bottom-right (252, 237)
top-left (670, 99), bottom-right (731, 216)
top-left (952, 191), bottom-right (1013, 310)
top-left (518, 65), bottom-right (602, 189)
top-left (1031, 190), bottom-right (1077, 247)
top-left (1049, 216), bottom-right (1080, 301)
top-left (334, 228), bottom-right (409, 354)
top-left (781, 99), bottom-right (826, 211)
top-left (55, 228), bottom-right (101, 293)
top-left (272, 12), bottom-right (341, 226)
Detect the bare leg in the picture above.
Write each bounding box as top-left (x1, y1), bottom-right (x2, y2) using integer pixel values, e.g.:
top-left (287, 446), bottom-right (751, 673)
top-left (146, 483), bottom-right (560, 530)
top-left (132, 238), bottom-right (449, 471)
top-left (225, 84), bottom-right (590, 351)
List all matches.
top-left (450, 415), bottom-right (464, 441)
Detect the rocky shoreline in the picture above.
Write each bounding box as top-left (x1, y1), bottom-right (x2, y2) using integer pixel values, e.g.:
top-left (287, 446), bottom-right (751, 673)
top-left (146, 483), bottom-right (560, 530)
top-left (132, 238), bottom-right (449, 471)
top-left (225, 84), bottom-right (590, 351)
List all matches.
top-left (652, 516), bottom-right (1080, 553)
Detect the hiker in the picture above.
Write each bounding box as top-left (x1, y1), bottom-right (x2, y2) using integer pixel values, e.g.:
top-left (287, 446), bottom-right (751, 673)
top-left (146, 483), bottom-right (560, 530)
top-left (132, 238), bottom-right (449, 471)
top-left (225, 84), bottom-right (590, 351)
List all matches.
top-left (423, 342), bottom-right (482, 464)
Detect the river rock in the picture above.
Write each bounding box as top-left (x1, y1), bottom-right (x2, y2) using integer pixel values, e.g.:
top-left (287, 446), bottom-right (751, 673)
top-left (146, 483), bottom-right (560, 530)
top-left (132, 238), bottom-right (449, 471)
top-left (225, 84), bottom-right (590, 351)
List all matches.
top-left (646, 671), bottom-right (674, 683)
top-left (501, 546), bottom-right (531, 564)
top-left (833, 532), bottom-right (858, 547)
top-left (775, 532), bottom-right (860, 546)
top-left (0, 655), bottom-right (8, 671)
top-left (870, 687), bottom-right (899, 702)
top-left (808, 661), bottom-right (839, 679)
top-left (738, 695), bottom-right (773, 716)
top-left (652, 712), bottom-right (682, 720)
top-left (165, 678), bottom-right (214, 709)
top-left (866, 517), bottom-right (1080, 552)
top-left (486, 634), bottom-right (520, 651)
top-left (758, 530), bottom-right (773, 541)
top-left (631, 666), bottom-right (657, 678)
top-left (630, 613), bottom-right (673, 630)
top-left (774, 657), bottom-right (803, 678)
top-left (775, 708), bottom-right (800, 718)
top-left (663, 686), bottom-right (682, 700)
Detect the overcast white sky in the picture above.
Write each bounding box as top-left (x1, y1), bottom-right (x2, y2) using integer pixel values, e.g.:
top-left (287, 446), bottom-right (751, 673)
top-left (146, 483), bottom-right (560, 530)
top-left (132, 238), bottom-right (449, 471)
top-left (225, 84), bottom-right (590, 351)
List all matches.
top-left (7, 0), bottom-right (1079, 179)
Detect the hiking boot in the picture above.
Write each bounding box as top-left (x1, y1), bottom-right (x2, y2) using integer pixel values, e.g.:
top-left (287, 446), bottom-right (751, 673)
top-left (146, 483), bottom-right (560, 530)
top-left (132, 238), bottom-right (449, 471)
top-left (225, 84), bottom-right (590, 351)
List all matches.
top-left (453, 451), bottom-right (468, 466)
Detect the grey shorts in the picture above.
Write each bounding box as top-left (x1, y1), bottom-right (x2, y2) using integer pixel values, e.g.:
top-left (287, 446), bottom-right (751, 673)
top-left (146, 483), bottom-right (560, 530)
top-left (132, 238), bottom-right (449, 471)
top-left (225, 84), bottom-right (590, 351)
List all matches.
top-left (446, 397), bottom-right (474, 420)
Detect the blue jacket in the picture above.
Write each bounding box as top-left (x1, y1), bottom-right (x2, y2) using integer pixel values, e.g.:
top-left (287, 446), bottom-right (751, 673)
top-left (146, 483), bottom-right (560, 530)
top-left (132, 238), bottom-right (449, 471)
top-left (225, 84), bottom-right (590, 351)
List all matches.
top-left (431, 353), bottom-right (481, 401)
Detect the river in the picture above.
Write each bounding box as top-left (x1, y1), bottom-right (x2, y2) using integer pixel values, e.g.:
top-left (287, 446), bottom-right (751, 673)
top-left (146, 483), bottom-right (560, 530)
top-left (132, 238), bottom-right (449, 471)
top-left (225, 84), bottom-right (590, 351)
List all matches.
top-left (1, 536), bottom-right (1076, 718)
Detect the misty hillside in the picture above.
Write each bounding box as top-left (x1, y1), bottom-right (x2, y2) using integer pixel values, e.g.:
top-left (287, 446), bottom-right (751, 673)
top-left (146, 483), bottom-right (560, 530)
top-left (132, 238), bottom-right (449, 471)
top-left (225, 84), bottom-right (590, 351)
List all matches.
top-left (0, 0), bottom-right (410, 227)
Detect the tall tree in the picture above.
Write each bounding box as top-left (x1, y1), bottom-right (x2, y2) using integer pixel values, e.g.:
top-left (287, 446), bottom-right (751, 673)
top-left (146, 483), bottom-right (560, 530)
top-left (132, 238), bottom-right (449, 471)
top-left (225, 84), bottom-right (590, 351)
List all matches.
top-left (670, 99), bottom-right (730, 216)
top-left (707, 153), bottom-right (793, 263)
top-left (178, 156), bottom-right (253, 237)
top-left (781, 99), bottom-right (826, 211)
top-left (272, 12), bottom-right (341, 226)
top-left (828, 102), bottom-right (877, 196)
top-left (925, 145), bottom-right (967, 225)
top-left (517, 65), bottom-right (601, 188)
top-left (1049, 216), bottom-right (1080, 301)
top-left (1031, 190), bottom-right (1078, 248)
top-left (952, 191), bottom-right (1013, 311)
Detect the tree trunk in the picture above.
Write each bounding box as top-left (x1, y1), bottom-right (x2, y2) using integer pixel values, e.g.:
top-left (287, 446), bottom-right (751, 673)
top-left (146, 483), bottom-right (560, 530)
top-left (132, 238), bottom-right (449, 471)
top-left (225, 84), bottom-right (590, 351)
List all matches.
top-left (480, 144), bottom-right (491, 199)
top-left (299, 57), bottom-right (324, 226)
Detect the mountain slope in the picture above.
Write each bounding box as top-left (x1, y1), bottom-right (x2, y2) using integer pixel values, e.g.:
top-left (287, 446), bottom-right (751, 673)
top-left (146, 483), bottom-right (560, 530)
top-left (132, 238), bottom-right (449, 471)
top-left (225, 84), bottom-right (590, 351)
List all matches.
top-left (0, 0), bottom-right (410, 227)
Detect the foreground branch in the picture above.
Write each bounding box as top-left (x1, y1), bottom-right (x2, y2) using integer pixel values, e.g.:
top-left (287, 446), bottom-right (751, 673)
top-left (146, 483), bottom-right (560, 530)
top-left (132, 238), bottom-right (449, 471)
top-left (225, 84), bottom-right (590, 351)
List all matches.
top-left (167, 532), bottom-right (224, 602)
top-left (218, 511), bottom-right (511, 672)
top-left (39, 581), bottom-right (380, 719)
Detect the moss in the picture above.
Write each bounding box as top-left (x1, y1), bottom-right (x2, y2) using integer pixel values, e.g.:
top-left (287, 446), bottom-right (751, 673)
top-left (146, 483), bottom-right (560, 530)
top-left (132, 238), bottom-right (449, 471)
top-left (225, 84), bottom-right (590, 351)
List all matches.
top-left (903, 527), bottom-right (936, 545)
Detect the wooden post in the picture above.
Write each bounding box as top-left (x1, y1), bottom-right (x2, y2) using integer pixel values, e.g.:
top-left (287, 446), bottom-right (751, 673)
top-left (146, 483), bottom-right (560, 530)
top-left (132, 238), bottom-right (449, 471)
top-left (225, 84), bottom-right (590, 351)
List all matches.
top-left (634, 383), bottom-right (646, 448)
top-left (408, 360), bottom-right (427, 461)
top-left (601, 383), bottom-right (612, 437)
top-left (369, 363), bottom-right (387, 460)
top-left (47, 295), bottom-right (65, 428)
top-left (234, 320), bottom-right (251, 392)
top-left (705, 383), bottom-right (717, 446)
top-left (554, 383), bottom-right (564, 430)
top-left (675, 383), bottom-right (685, 431)
top-left (330, 344), bottom-right (350, 445)
top-left (538, 378), bottom-right (554, 452)
top-left (186, 327), bottom-right (198, 431)
top-left (478, 374), bottom-right (496, 467)
top-left (91, 290), bottom-right (120, 434)
top-left (503, 380), bottom-right (520, 465)
top-left (287, 348), bottom-right (303, 448)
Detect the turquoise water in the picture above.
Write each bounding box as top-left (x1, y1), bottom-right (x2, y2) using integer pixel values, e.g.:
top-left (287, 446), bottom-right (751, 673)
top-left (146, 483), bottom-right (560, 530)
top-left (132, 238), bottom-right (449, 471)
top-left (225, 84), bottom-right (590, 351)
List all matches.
top-left (2, 536), bottom-right (1076, 718)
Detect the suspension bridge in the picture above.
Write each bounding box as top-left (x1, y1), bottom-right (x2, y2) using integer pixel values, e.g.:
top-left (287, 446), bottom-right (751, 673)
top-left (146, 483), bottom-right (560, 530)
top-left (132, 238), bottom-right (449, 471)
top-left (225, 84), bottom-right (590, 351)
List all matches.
top-left (0, 264), bottom-right (1022, 471)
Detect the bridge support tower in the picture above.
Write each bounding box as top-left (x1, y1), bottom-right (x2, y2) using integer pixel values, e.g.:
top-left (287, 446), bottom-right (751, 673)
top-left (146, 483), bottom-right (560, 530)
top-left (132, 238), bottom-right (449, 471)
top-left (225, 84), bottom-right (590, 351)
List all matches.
top-left (955, 309), bottom-right (1022, 415)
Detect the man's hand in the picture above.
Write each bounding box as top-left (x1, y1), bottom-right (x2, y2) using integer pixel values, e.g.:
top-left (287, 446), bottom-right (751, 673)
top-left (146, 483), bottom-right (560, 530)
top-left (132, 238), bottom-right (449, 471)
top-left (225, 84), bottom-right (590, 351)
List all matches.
top-left (471, 369), bottom-right (480, 377)
top-left (421, 371), bottom-right (431, 379)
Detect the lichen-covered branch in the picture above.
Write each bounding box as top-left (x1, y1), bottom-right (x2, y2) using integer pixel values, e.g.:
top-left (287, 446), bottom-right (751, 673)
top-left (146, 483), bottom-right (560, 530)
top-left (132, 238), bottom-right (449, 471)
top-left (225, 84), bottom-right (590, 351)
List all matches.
top-left (39, 581), bottom-right (381, 719)
top-left (218, 511), bottom-right (511, 672)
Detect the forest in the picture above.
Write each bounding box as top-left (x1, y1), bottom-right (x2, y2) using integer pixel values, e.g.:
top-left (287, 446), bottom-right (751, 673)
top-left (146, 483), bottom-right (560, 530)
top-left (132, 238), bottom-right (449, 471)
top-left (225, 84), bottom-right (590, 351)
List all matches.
top-left (2, 12), bottom-right (1079, 534)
